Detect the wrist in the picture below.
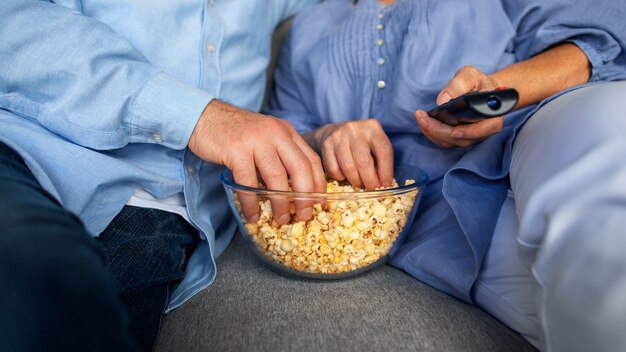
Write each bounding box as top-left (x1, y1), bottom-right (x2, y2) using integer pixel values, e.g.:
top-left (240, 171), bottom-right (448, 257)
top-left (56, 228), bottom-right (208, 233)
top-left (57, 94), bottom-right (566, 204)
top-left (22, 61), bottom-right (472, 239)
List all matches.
top-left (304, 122), bottom-right (344, 154)
top-left (487, 72), bottom-right (508, 91)
top-left (189, 99), bottom-right (229, 164)
top-left (302, 130), bottom-right (322, 154)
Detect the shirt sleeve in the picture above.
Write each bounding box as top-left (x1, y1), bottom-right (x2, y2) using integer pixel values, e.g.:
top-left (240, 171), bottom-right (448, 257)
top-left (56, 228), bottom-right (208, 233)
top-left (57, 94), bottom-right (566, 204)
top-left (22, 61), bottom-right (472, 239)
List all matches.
top-left (501, 0), bottom-right (626, 82)
top-left (0, 0), bottom-right (212, 150)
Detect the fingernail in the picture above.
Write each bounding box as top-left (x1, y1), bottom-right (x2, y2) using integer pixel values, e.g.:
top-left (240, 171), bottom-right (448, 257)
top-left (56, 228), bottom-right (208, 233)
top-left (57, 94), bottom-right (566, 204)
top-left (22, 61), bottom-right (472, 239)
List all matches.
top-left (277, 213), bottom-right (290, 224)
top-left (249, 213), bottom-right (260, 223)
top-left (440, 92), bottom-right (451, 104)
top-left (299, 206), bottom-right (313, 220)
top-left (451, 131), bottom-right (464, 138)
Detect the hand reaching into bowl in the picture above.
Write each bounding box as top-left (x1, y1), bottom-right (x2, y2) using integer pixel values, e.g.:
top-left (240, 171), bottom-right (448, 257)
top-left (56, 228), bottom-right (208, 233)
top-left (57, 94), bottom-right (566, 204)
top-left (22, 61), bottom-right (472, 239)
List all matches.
top-left (302, 118), bottom-right (395, 190)
top-left (189, 99), bottom-right (327, 224)
top-left (221, 166), bottom-right (427, 278)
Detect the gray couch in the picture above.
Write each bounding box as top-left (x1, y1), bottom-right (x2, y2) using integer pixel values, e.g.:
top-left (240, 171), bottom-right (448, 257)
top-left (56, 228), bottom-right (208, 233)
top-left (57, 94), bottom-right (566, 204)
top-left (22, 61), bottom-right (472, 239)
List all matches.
top-left (154, 235), bottom-right (535, 351)
top-left (153, 19), bottom-right (537, 352)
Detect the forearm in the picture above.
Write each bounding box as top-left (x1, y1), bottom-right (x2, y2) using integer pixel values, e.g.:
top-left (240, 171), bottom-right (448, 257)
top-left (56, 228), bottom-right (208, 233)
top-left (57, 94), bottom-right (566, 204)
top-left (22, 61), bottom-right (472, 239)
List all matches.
top-left (0, 0), bottom-right (209, 150)
top-left (489, 43), bottom-right (591, 108)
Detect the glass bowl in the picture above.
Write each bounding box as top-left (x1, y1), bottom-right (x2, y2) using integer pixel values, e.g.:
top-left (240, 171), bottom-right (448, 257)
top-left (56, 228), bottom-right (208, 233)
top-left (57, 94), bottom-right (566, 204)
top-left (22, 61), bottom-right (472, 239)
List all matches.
top-left (221, 165), bottom-right (428, 280)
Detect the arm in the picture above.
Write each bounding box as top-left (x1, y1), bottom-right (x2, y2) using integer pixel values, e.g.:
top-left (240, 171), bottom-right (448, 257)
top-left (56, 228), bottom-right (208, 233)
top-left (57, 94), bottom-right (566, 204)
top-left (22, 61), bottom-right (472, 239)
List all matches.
top-left (0, 0), bottom-right (325, 222)
top-left (415, 0), bottom-right (626, 147)
top-left (0, 0), bottom-right (206, 150)
top-left (416, 0), bottom-right (626, 148)
top-left (490, 43), bottom-right (590, 109)
top-left (416, 43), bottom-right (591, 147)
top-left (452, 43), bottom-right (591, 111)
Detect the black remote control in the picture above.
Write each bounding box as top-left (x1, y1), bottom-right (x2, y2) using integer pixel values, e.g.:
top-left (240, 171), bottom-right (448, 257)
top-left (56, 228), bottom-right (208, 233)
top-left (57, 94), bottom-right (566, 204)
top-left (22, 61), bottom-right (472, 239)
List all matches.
top-left (427, 88), bottom-right (519, 126)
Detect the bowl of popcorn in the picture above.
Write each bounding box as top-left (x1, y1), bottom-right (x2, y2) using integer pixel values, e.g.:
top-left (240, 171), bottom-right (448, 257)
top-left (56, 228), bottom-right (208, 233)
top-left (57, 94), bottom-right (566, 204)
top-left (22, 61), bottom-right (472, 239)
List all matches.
top-left (221, 165), bottom-right (428, 279)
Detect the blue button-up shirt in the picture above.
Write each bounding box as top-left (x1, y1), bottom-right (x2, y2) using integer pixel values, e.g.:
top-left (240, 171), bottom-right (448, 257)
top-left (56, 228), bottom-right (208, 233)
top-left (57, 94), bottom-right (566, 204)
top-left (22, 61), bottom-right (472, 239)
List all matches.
top-left (0, 0), bottom-right (317, 311)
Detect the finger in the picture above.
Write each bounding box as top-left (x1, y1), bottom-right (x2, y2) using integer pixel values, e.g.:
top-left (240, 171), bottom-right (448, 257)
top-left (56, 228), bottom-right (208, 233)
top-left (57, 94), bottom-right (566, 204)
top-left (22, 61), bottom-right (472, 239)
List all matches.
top-left (415, 110), bottom-right (456, 142)
top-left (292, 135), bottom-right (326, 193)
top-left (254, 146), bottom-right (292, 225)
top-left (449, 116), bottom-right (504, 140)
top-left (437, 66), bottom-right (481, 105)
top-left (416, 111), bottom-right (484, 148)
top-left (351, 137), bottom-right (381, 190)
top-left (337, 139), bottom-right (362, 189)
top-left (276, 139), bottom-right (318, 221)
top-left (420, 122), bottom-right (496, 148)
top-left (371, 135), bottom-right (394, 188)
top-left (291, 134), bottom-right (327, 210)
top-left (230, 156), bottom-right (261, 224)
top-left (321, 141), bottom-right (345, 182)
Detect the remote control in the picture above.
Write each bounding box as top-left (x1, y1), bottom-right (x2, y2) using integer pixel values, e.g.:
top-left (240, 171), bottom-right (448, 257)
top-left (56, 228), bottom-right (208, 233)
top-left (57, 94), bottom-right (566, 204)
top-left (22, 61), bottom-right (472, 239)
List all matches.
top-left (427, 88), bottom-right (519, 126)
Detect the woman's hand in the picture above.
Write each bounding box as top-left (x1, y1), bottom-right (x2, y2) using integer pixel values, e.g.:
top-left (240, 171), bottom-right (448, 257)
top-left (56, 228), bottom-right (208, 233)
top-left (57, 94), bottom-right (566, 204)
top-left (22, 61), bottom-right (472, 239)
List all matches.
top-left (304, 119), bottom-right (394, 190)
top-left (415, 43), bottom-right (591, 148)
top-left (414, 66), bottom-right (504, 148)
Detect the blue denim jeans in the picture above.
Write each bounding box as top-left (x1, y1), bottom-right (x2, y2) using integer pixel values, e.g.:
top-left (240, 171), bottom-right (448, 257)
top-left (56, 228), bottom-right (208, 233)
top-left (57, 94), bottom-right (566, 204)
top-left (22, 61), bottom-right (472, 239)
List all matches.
top-left (97, 206), bottom-right (199, 350)
top-left (0, 141), bottom-right (199, 351)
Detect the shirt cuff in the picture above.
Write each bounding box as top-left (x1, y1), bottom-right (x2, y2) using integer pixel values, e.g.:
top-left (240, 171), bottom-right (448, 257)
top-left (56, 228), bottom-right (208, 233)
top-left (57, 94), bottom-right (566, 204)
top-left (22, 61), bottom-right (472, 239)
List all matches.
top-left (569, 37), bottom-right (611, 83)
top-left (129, 72), bottom-right (213, 149)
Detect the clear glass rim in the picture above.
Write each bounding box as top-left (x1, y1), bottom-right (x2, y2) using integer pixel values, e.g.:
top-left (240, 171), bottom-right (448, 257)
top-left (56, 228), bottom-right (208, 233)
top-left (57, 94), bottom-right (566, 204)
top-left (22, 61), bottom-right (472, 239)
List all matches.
top-left (220, 168), bottom-right (428, 199)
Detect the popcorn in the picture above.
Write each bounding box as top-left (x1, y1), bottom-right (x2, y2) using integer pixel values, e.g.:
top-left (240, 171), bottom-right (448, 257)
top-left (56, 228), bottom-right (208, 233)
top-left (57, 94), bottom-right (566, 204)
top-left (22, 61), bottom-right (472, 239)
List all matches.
top-left (236, 178), bottom-right (418, 275)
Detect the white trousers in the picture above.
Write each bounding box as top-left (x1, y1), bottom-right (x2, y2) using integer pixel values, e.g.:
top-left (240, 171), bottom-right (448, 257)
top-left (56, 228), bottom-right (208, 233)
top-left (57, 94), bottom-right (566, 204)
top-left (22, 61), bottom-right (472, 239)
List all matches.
top-left (472, 81), bottom-right (626, 351)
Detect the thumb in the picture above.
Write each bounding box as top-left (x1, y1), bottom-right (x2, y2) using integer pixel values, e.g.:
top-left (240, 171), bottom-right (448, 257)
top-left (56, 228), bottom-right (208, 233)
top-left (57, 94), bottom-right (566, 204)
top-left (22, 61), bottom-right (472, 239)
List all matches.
top-left (436, 90), bottom-right (452, 105)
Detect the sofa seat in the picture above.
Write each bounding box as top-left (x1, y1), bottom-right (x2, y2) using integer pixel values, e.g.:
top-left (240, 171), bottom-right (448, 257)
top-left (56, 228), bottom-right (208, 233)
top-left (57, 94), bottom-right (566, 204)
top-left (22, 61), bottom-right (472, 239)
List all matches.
top-left (154, 234), bottom-right (536, 352)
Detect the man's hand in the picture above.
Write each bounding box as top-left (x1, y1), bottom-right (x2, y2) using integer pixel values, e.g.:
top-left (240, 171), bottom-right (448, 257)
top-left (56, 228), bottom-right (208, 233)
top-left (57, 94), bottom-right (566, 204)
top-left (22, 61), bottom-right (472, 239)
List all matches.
top-left (188, 100), bottom-right (326, 224)
top-left (304, 119), bottom-right (394, 190)
top-left (414, 66), bottom-right (503, 148)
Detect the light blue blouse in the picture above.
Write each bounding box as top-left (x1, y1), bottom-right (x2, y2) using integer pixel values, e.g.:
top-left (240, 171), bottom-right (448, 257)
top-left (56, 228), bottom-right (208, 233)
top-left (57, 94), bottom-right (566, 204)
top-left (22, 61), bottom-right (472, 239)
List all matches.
top-left (268, 0), bottom-right (626, 301)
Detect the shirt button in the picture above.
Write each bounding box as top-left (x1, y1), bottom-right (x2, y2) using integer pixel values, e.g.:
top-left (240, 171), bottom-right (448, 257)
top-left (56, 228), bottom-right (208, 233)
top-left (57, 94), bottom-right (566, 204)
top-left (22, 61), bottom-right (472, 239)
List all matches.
top-left (186, 165), bottom-right (196, 175)
top-left (152, 132), bottom-right (163, 143)
top-left (376, 80), bottom-right (386, 89)
top-left (378, 13), bottom-right (384, 19)
top-left (376, 24), bottom-right (384, 30)
top-left (207, 43), bottom-right (215, 54)
top-left (376, 57), bottom-right (385, 65)
top-left (376, 39), bottom-right (384, 46)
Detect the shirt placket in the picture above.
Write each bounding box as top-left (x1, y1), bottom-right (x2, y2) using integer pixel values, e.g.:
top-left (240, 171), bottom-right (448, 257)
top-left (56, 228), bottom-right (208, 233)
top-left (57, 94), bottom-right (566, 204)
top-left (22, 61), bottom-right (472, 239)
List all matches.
top-left (373, 3), bottom-right (389, 106)
top-left (200, 0), bottom-right (224, 97)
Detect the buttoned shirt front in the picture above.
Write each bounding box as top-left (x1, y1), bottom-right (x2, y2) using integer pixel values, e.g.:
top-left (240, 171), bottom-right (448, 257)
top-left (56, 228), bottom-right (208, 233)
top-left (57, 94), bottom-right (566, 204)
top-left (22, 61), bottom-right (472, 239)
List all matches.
top-left (0, 0), bottom-right (318, 311)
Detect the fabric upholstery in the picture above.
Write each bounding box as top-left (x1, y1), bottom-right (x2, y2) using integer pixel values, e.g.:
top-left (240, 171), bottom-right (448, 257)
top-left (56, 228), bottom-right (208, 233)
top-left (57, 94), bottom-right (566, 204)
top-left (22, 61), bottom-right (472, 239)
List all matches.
top-left (154, 235), bottom-right (535, 352)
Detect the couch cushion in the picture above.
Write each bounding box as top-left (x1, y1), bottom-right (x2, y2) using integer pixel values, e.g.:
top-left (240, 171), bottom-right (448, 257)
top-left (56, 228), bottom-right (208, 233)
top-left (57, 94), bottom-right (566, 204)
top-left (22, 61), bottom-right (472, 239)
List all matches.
top-left (154, 234), bottom-right (536, 352)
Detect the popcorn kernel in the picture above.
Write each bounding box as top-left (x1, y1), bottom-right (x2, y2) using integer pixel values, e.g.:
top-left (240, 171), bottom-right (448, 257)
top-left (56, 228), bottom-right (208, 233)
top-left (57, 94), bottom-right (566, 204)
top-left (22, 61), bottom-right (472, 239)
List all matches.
top-left (237, 178), bottom-right (418, 275)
